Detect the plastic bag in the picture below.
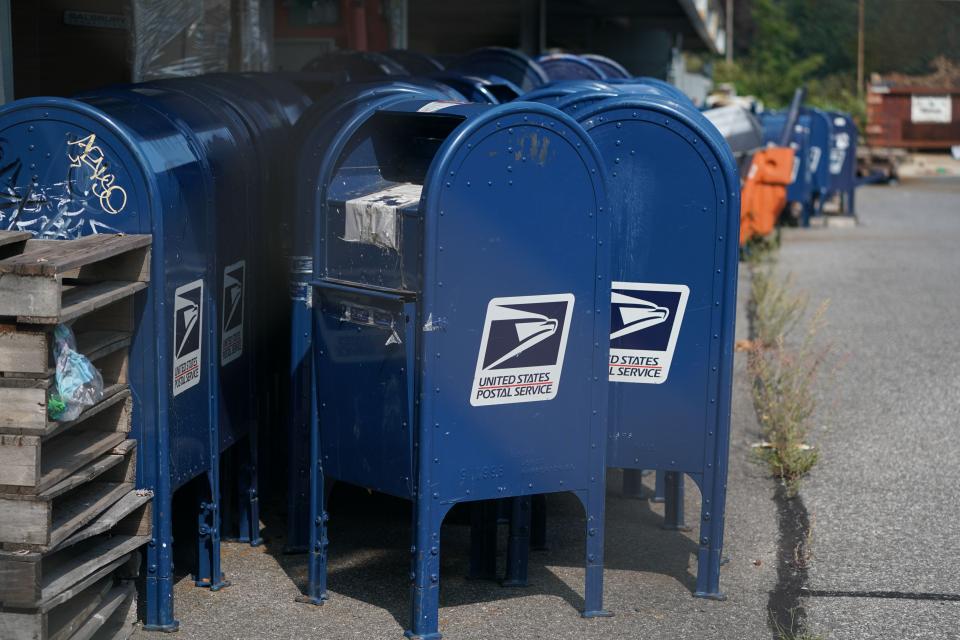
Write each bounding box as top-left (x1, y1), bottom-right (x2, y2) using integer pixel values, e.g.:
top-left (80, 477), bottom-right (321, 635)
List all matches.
top-left (48, 324), bottom-right (104, 422)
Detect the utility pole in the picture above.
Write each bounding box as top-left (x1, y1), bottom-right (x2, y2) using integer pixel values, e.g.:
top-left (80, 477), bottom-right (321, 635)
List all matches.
top-left (725, 0), bottom-right (733, 63)
top-left (857, 0), bottom-right (865, 99)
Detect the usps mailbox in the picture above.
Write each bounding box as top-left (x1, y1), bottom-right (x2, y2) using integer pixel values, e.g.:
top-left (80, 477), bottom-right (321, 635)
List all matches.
top-left (521, 80), bottom-right (616, 107)
top-left (827, 111), bottom-right (858, 215)
top-left (536, 53), bottom-right (606, 81)
top-left (450, 47), bottom-right (549, 91)
top-left (0, 73), bottom-right (311, 630)
top-left (805, 108), bottom-right (833, 223)
top-left (305, 99), bottom-right (612, 638)
top-left (285, 83), bottom-right (459, 552)
top-left (581, 54), bottom-right (632, 79)
top-left (761, 110), bottom-right (814, 223)
top-left (575, 94), bottom-right (740, 599)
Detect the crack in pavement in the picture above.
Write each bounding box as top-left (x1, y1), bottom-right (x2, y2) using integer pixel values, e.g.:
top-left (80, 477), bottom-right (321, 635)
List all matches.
top-left (767, 484), bottom-right (812, 639)
top-left (800, 589), bottom-right (960, 602)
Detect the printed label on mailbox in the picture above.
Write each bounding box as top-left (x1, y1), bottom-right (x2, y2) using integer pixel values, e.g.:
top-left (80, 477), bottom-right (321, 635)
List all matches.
top-left (470, 294), bottom-right (575, 406)
top-left (221, 260), bottom-right (245, 366)
top-left (173, 279), bottom-right (203, 396)
top-left (609, 282), bottom-right (689, 384)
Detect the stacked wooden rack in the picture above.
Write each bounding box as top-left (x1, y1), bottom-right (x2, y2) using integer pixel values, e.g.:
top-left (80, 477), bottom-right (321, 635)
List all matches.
top-left (0, 231), bottom-right (153, 640)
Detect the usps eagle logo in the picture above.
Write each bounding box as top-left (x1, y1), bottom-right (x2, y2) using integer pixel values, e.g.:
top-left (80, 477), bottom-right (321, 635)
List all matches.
top-left (609, 283), bottom-right (689, 384)
top-left (471, 294), bottom-right (574, 406)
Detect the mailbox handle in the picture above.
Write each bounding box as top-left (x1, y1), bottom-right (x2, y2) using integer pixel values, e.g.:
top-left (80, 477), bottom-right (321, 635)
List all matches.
top-left (311, 277), bottom-right (417, 303)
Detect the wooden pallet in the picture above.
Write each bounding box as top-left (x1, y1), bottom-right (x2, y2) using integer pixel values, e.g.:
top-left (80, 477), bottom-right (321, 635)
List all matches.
top-left (0, 233), bottom-right (150, 324)
top-left (0, 440), bottom-right (137, 552)
top-left (0, 293), bottom-right (135, 379)
top-left (0, 231), bottom-right (31, 259)
top-left (0, 390), bottom-right (132, 494)
top-left (0, 554), bottom-right (141, 640)
top-left (0, 231), bottom-right (152, 636)
top-left (0, 498), bottom-right (151, 609)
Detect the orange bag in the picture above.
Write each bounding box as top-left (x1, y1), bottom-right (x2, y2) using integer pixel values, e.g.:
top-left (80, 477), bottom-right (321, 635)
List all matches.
top-left (739, 146), bottom-right (795, 246)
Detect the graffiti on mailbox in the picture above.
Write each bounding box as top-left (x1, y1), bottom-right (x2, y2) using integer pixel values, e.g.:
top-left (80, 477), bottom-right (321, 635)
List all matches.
top-left (0, 133), bottom-right (126, 239)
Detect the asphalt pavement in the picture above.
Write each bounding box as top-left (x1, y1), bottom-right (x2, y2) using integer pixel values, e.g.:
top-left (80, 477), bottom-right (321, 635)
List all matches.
top-left (778, 179), bottom-right (960, 640)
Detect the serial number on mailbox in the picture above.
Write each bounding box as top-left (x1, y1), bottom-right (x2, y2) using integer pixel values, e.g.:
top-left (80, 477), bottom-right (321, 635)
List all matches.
top-left (460, 465), bottom-right (505, 482)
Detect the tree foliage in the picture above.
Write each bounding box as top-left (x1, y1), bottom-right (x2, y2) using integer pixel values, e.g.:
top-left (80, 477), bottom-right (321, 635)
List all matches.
top-left (715, 0), bottom-right (824, 108)
top-left (716, 0), bottom-right (958, 120)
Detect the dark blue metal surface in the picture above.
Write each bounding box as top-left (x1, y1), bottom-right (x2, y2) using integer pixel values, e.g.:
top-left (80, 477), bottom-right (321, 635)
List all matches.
top-left (553, 90), bottom-right (622, 117)
top-left (827, 111), bottom-right (858, 215)
top-left (303, 50), bottom-right (408, 79)
top-left (381, 49), bottom-right (446, 75)
top-left (285, 82), bottom-right (457, 553)
top-left (536, 53), bottom-right (606, 81)
top-left (520, 80), bottom-right (614, 106)
top-left (581, 54), bottom-right (632, 79)
top-left (805, 108), bottom-right (833, 223)
top-left (614, 77), bottom-right (696, 108)
top-left (450, 47), bottom-right (550, 91)
top-left (430, 73), bottom-right (519, 104)
top-left (0, 73), bottom-right (312, 630)
top-left (761, 110), bottom-right (814, 223)
top-left (575, 94), bottom-right (740, 599)
top-left (306, 98), bottom-right (612, 638)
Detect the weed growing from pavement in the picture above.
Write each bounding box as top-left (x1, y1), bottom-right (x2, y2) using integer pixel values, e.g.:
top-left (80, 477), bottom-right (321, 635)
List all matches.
top-left (746, 251), bottom-right (830, 496)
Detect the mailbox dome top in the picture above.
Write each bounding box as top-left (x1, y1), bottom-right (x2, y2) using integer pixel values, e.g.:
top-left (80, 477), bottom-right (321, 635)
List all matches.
top-left (0, 97), bottom-right (162, 238)
top-left (536, 53), bottom-right (607, 82)
top-left (581, 54), bottom-right (632, 80)
top-left (451, 47), bottom-right (550, 92)
top-left (576, 94), bottom-right (739, 198)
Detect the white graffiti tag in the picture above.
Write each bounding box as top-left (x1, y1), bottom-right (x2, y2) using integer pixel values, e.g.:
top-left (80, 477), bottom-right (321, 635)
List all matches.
top-left (66, 134), bottom-right (127, 214)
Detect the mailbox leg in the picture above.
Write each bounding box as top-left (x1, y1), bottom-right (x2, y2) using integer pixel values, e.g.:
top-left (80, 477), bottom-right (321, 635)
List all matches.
top-left (286, 297), bottom-right (313, 553)
top-left (652, 470), bottom-right (666, 503)
top-left (194, 471), bottom-right (229, 591)
top-left (694, 454), bottom-right (730, 600)
top-left (502, 497), bottom-right (531, 587)
top-left (621, 469), bottom-right (647, 499)
top-left (467, 501), bottom-right (498, 580)
top-left (662, 472), bottom-right (690, 531)
top-left (236, 432), bottom-right (263, 546)
top-left (143, 488), bottom-right (179, 631)
top-left (530, 494), bottom-right (548, 550)
top-left (305, 359), bottom-right (329, 605)
top-left (579, 489), bottom-right (611, 619)
top-left (407, 505), bottom-right (449, 640)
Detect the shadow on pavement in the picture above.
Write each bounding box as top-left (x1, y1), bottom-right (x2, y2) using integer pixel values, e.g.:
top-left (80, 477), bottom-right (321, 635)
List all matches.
top-left (256, 473), bottom-right (700, 631)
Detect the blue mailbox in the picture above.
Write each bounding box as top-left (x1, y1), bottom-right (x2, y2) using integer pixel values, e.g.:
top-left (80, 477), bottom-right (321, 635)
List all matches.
top-left (431, 73), bottom-right (522, 104)
top-left (521, 80), bottom-right (616, 107)
top-left (536, 53), bottom-right (607, 81)
top-left (450, 47), bottom-right (549, 91)
top-left (761, 110), bottom-right (814, 224)
top-left (581, 54), bottom-right (632, 79)
top-left (0, 73), bottom-right (312, 630)
top-left (285, 82), bottom-right (459, 553)
top-left (573, 94), bottom-right (740, 599)
top-left (805, 108), bottom-right (834, 222)
top-left (554, 90), bottom-right (622, 117)
top-left (302, 50), bottom-right (408, 79)
top-left (528, 80), bottom-right (699, 512)
top-left (381, 49), bottom-right (446, 75)
top-left (304, 99), bottom-right (612, 639)
top-left (827, 111), bottom-right (858, 215)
